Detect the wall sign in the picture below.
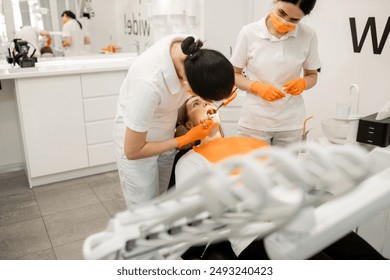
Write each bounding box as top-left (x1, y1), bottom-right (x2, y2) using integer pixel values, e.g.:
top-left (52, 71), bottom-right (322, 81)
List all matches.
top-left (350, 17), bottom-right (390, 54)
top-left (124, 12), bottom-right (151, 37)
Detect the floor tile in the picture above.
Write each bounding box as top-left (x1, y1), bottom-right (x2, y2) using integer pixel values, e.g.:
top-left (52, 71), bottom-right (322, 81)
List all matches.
top-left (102, 199), bottom-right (128, 217)
top-left (0, 190), bottom-right (41, 226)
top-left (0, 170), bottom-right (27, 182)
top-left (89, 176), bottom-right (124, 202)
top-left (34, 182), bottom-right (100, 216)
top-left (54, 239), bottom-right (85, 260)
top-left (15, 248), bottom-right (56, 260)
top-left (43, 203), bottom-right (111, 247)
top-left (0, 218), bottom-right (52, 259)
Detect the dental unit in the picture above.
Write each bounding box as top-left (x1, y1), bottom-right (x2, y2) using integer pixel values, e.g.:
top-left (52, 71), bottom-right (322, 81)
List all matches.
top-left (83, 143), bottom-right (390, 260)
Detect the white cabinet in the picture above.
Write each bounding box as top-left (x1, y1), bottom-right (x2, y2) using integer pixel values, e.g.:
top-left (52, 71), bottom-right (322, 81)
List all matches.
top-left (15, 75), bottom-right (89, 179)
top-left (14, 70), bottom-right (126, 187)
top-left (81, 71), bottom-right (126, 167)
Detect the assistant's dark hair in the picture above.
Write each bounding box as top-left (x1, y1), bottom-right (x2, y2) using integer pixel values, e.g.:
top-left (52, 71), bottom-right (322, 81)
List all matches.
top-left (278, 0), bottom-right (317, 15)
top-left (181, 37), bottom-right (235, 101)
top-left (61, 10), bottom-right (83, 29)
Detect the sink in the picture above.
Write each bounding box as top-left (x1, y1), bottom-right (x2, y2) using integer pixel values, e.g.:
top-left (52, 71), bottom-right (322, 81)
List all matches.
top-left (321, 118), bottom-right (350, 144)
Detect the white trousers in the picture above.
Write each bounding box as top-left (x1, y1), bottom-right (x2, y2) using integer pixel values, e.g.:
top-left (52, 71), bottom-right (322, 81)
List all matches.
top-left (238, 125), bottom-right (302, 147)
top-left (115, 145), bottom-right (176, 209)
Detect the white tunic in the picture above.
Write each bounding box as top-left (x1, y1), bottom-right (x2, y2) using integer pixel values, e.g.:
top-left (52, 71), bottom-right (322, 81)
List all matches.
top-left (62, 19), bottom-right (85, 56)
top-left (113, 34), bottom-right (192, 206)
top-left (114, 34), bottom-right (191, 148)
top-left (174, 149), bottom-right (260, 257)
top-left (230, 17), bottom-right (321, 131)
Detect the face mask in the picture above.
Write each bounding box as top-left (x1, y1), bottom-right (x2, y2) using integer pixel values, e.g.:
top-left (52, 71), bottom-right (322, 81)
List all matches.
top-left (270, 11), bottom-right (297, 33)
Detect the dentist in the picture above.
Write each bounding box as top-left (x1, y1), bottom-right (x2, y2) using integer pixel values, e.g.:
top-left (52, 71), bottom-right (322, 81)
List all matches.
top-left (114, 35), bottom-right (235, 208)
top-left (231, 0), bottom-right (321, 146)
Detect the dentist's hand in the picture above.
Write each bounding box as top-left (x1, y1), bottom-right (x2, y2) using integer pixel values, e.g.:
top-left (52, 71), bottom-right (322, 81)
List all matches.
top-left (250, 81), bottom-right (285, 101)
top-left (175, 120), bottom-right (215, 149)
top-left (283, 78), bottom-right (307, 95)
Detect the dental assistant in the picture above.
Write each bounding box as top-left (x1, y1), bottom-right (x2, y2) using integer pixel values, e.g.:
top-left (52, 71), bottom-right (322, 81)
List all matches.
top-left (114, 35), bottom-right (235, 207)
top-left (231, 0), bottom-right (321, 146)
top-left (61, 10), bottom-right (86, 56)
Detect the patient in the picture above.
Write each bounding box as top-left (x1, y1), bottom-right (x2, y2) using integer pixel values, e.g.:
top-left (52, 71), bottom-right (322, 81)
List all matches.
top-left (174, 96), bottom-right (386, 260)
top-left (175, 96), bottom-right (268, 187)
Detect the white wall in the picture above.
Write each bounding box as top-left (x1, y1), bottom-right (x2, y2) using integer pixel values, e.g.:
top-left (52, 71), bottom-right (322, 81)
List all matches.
top-left (0, 79), bottom-right (24, 172)
top-left (304, 0), bottom-right (390, 139)
top-left (86, 0), bottom-right (118, 53)
top-left (203, 0), bottom-right (252, 58)
top-left (114, 0), bottom-right (152, 53)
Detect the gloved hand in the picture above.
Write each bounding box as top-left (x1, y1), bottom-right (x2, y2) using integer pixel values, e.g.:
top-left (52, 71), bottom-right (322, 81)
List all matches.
top-left (283, 78), bottom-right (307, 95)
top-left (175, 119), bottom-right (215, 149)
top-left (250, 81), bottom-right (285, 101)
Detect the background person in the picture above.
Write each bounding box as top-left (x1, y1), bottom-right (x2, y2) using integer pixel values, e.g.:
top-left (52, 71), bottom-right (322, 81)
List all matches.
top-left (61, 10), bottom-right (87, 56)
top-left (14, 25), bottom-right (51, 56)
top-left (231, 0), bottom-right (321, 146)
top-left (113, 35), bottom-right (235, 208)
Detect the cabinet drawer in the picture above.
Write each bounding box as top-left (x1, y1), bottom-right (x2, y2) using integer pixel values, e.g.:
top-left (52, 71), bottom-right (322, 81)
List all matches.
top-left (81, 71), bottom-right (125, 98)
top-left (84, 96), bottom-right (118, 122)
top-left (86, 120), bottom-right (114, 145)
top-left (88, 142), bottom-right (116, 166)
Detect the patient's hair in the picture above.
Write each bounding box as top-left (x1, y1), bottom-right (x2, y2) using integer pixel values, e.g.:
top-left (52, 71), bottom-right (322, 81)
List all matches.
top-left (181, 36), bottom-right (235, 101)
top-left (40, 46), bottom-right (54, 57)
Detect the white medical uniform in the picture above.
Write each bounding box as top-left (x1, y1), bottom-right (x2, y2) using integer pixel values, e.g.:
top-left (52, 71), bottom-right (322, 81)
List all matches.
top-left (175, 149), bottom-right (260, 257)
top-left (114, 34), bottom-right (190, 207)
top-left (175, 150), bottom-right (211, 187)
top-left (230, 16), bottom-right (321, 144)
top-left (62, 19), bottom-right (85, 56)
top-left (14, 26), bottom-right (41, 56)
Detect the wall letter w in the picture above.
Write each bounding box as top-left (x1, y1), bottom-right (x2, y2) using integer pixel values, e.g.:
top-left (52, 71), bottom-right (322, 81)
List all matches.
top-left (349, 17), bottom-right (390, 55)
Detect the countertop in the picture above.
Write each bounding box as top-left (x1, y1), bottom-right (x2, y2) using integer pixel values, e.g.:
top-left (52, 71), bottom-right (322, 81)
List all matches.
top-left (0, 52), bottom-right (137, 79)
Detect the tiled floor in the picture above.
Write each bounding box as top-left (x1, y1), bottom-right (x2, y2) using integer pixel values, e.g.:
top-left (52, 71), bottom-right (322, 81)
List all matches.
top-left (0, 170), bottom-right (127, 260)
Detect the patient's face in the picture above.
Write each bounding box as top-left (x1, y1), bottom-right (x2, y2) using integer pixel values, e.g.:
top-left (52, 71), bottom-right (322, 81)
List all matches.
top-left (186, 97), bottom-right (220, 126)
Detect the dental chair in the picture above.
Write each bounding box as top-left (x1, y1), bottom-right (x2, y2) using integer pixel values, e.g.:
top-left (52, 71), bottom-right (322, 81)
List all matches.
top-left (82, 143), bottom-right (390, 260)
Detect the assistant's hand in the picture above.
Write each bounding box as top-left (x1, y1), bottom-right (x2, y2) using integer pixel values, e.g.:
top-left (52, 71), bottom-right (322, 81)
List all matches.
top-left (283, 78), bottom-right (307, 95)
top-left (250, 81), bottom-right (285, 101)
top-left (175, 120), bottom-right (215, 149)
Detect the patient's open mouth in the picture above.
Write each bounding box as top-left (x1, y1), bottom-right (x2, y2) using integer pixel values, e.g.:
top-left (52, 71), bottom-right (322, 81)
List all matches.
top-left (207, 109), bottom-right (216, 115)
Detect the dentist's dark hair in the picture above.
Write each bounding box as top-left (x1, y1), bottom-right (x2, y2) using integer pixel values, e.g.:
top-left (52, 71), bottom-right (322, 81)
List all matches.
top-left (181, 36), bottom-right (234, 101)
top-left (61, 10), bottom-right (83, 29)
top-left (278, 0), bottom-right (317, 15)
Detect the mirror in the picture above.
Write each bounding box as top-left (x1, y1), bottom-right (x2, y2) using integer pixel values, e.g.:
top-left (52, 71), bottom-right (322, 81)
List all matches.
top-left (1, 0), bottom-right (121, 57)
top-left (1, 0), bottom-right (203, 58)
